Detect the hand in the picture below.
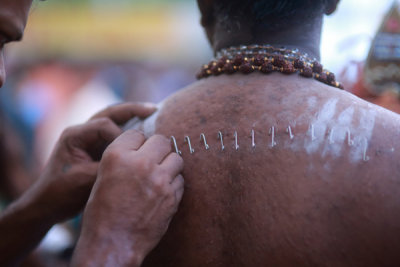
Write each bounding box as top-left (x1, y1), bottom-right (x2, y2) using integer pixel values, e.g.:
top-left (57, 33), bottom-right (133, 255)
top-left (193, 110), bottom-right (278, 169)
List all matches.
top-left (25, 102), bottom-right (157, 224)
top-left (72, 130), bottom-right (184, 267)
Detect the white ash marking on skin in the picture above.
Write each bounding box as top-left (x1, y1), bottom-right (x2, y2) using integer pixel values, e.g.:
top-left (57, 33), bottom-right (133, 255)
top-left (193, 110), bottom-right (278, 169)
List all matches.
top-left (122, 102), bottom-right (164, 137)
top-left (349, 108), bottom-right (376, 163)
top-left (321, 106), bottom-right (355, 158)
top-left (304, 98), bottom-right (338, 155)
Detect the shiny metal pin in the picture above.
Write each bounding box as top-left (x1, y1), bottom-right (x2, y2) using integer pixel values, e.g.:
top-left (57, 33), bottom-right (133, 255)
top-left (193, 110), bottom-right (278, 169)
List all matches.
top-left (200, 133), bottom-right (210, 150)
top-left (269, 126), bottom-right (277, 148)
top-left (217, 131), bottom-right (225, 151)
top-left (347, 129), bottom-right (354, 146)
top-left (286, 126), bottom-right (294, 139)
top-left (184, 136), bottom-right (195, 154)
top-left (251, 129), bottom-right (256, 148)
top-left (171, 136), bottom-right (182, 155)
top-left (234, 131), bottom-right (239, 150)
top-left (363, 138), bottom-right (370, 162)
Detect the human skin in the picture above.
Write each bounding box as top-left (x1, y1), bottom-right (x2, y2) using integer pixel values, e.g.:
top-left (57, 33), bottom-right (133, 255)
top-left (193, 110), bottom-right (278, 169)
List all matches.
top-left (125, 1), bottom-right (400, 265)
top-left (71, 131), bottom-right (184, 267)
top-left (0, 0), bottom-right (32, 87)
top-left (0, 1), bottom-right (186, 266)
top-left (0, 103), bottom-right (159, 266)
top-left (134, 72), bottom-right (400, 267)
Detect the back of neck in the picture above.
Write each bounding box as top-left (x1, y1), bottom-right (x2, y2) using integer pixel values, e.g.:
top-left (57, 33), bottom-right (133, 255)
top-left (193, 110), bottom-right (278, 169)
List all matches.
top-left (212, 16), bottom-right (323, 61)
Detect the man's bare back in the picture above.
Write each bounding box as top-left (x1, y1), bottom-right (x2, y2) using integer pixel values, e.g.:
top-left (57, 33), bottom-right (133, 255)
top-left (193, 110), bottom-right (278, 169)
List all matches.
top-left (132, 72), bottom-right (400, 266)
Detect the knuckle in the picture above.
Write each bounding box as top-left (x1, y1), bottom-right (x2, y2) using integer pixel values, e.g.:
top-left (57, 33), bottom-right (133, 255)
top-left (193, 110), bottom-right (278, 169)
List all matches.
top-left (102, 148), bottom-right (123, 165)
top-left (93, 117), bottom-right (114, 128)
top-left (126, 129), bottom-right (145, 140)
top-left (60, 125), bottom-right (78, 140)
top-left (152, 179), bottom-right (168, 194)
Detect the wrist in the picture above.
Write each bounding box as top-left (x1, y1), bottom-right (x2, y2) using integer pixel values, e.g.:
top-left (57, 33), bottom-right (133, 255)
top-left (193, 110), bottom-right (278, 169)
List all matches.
top-left (72, 218), bottom-right (146, 267)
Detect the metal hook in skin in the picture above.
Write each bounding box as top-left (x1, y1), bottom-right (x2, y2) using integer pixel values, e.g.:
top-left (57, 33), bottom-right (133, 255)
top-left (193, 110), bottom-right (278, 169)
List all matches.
top-left (347, 129), bottom-right (354, 146)
top-left (286, 126), bottom-right (294, 140)
top-left (251, 129), bottom-right (256, 148)
top-left (217, 131), bottom-right (225, 151)
top-left (200, 133), bottom-right (210, 150)
top-left (184, 136), bottom-right (195, 154)
top-left (269, 126), bottom-right (277, 148)
top-left (310, 124), bottom-right (316, 141)
top-left (234, 131), bottom-right (239, 150)
top-left (170, 136), bottom-right (182, 155)
top-left (363, 138), bottom-right (370, 162)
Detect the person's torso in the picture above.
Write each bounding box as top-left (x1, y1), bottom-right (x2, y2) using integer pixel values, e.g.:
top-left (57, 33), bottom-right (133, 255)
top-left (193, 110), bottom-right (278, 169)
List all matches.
top-left (134, 73), bottom-right (400, 267)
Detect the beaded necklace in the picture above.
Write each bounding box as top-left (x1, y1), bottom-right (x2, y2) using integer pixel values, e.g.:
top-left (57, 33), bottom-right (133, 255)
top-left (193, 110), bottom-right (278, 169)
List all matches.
top-left (196, 44), bottom-right (344, 89)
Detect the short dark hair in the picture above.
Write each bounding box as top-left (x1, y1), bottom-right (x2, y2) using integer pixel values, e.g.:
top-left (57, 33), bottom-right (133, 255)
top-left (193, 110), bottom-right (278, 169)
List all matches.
top-left (201, 0), bottom-right (328, 31)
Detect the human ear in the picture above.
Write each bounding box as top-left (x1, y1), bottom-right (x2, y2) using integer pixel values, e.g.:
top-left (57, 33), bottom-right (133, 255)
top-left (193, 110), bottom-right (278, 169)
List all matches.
top-left (325, 0), bottom-right (340, 15)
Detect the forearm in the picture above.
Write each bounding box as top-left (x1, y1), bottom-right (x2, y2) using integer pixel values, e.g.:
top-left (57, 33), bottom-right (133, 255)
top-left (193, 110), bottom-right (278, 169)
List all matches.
top-left (0, 192), bottom-right (53, 266)
top-left (71, 224), bottom-right (144, 267)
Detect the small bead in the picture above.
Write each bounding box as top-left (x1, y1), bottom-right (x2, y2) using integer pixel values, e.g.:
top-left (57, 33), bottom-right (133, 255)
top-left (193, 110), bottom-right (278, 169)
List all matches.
top-left (217, 57), bottom-right (227, 68)
top-left (253, 55), bottom-right (265, 66)
top-left (272, 55), bottom-right (285, 67)
top-left (260, 62), bottom-right (274, 73)
top-left (282, 62), bottom-right (295, 74)
top-left (210, 65), bottom-right (221, 75)
top-left (197, 67), bottom-right (210, 79)
top-left (294, 59), bottom-right (305, 69)
top-left (223, 63), bottom-right (236, 74)
top-left (300, 66), bottom-right (313, 78)
top-left (240, 63), bottom-right (253, 74)
top-left (315, 72), bottom-right (327, 83)
top-left (338, 83), bottom-right (344, 90)
top-left (208, 61), bottom-right (216, 69)
top-left (327, 72), bottom-right (335, 84)
top-left (312, 61), bottom-right (323, 73)
top-left (233, 55), bottom-right (244, 66)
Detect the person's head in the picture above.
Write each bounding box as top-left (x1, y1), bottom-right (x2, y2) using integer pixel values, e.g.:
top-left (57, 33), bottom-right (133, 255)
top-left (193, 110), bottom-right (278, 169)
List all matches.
top-left (197, 0), bottom-right (340, 54)
top-left (0, 0), bottom-right (33, 88)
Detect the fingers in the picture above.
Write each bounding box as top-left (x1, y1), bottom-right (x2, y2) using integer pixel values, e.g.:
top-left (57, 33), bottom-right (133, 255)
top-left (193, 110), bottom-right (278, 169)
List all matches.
top-left (171, 174), bottom-right (184, 203)
top-left (90, 102), bottom-right (157, 125)
top-left (137, 135), bottom-right (173, 164)
top-left (159, 152), bottom-right (184, 182)
top-left (109, 129), bottom-right (146, 151)
top-left (63, 117), bottom-right (122, 150)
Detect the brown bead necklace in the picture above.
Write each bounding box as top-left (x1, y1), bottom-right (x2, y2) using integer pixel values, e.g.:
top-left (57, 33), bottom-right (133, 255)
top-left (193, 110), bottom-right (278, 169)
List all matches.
top-left (196, 44), bottom-right (344, 89)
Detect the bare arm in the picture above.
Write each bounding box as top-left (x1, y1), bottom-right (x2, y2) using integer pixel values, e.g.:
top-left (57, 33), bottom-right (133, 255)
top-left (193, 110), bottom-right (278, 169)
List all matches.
top-left (71, 131), bottom-right (184, 267)
top-left (0, 103), bottom-right (156, 267)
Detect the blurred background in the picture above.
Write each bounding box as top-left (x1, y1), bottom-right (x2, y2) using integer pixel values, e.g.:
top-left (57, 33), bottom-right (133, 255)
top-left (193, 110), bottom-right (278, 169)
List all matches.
top-left (1, 0), bottom-right (400, 266)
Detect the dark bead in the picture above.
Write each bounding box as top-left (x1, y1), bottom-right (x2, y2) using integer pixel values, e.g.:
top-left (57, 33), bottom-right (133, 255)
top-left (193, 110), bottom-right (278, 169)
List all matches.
top-left (261, 62), bottom-right (274, 73)
top-left (312, 61), bottom-right (323, 73)
top-left (273, 55), bottom-right (285, 67)
top-left (327, 72), bottom-right (336, 84)
top-left (233, 55), bottom-right (244, 66)
top-left (208, 61), bottom-right (216, 69)
top-left (210, 65), bottom-right (221, 75)
top-left (196, 68), bottom-right (208, 79)
top-left (282, 62), bottom-right (295, 74)
top-left (240, 63), bottom-right (253, 74)
top-left (315, 73), bottom-right (327, 83)
top-left (300, 66), bottom-right (313, 77)
top-left (217, 57), bottom-right (227, 68)
top-left (253, 55), bottom-right (265, 66)
top-left (223, 63), bottom-right (236, 74)
top-left (338, 83), bottom-right (344, 90)
top-left (294, 59), bottom-right (305, 69)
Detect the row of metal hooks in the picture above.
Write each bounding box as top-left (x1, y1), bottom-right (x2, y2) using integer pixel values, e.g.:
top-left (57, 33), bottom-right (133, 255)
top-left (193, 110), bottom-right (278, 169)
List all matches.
top-left (170, 125), bottom-right (370, 162)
